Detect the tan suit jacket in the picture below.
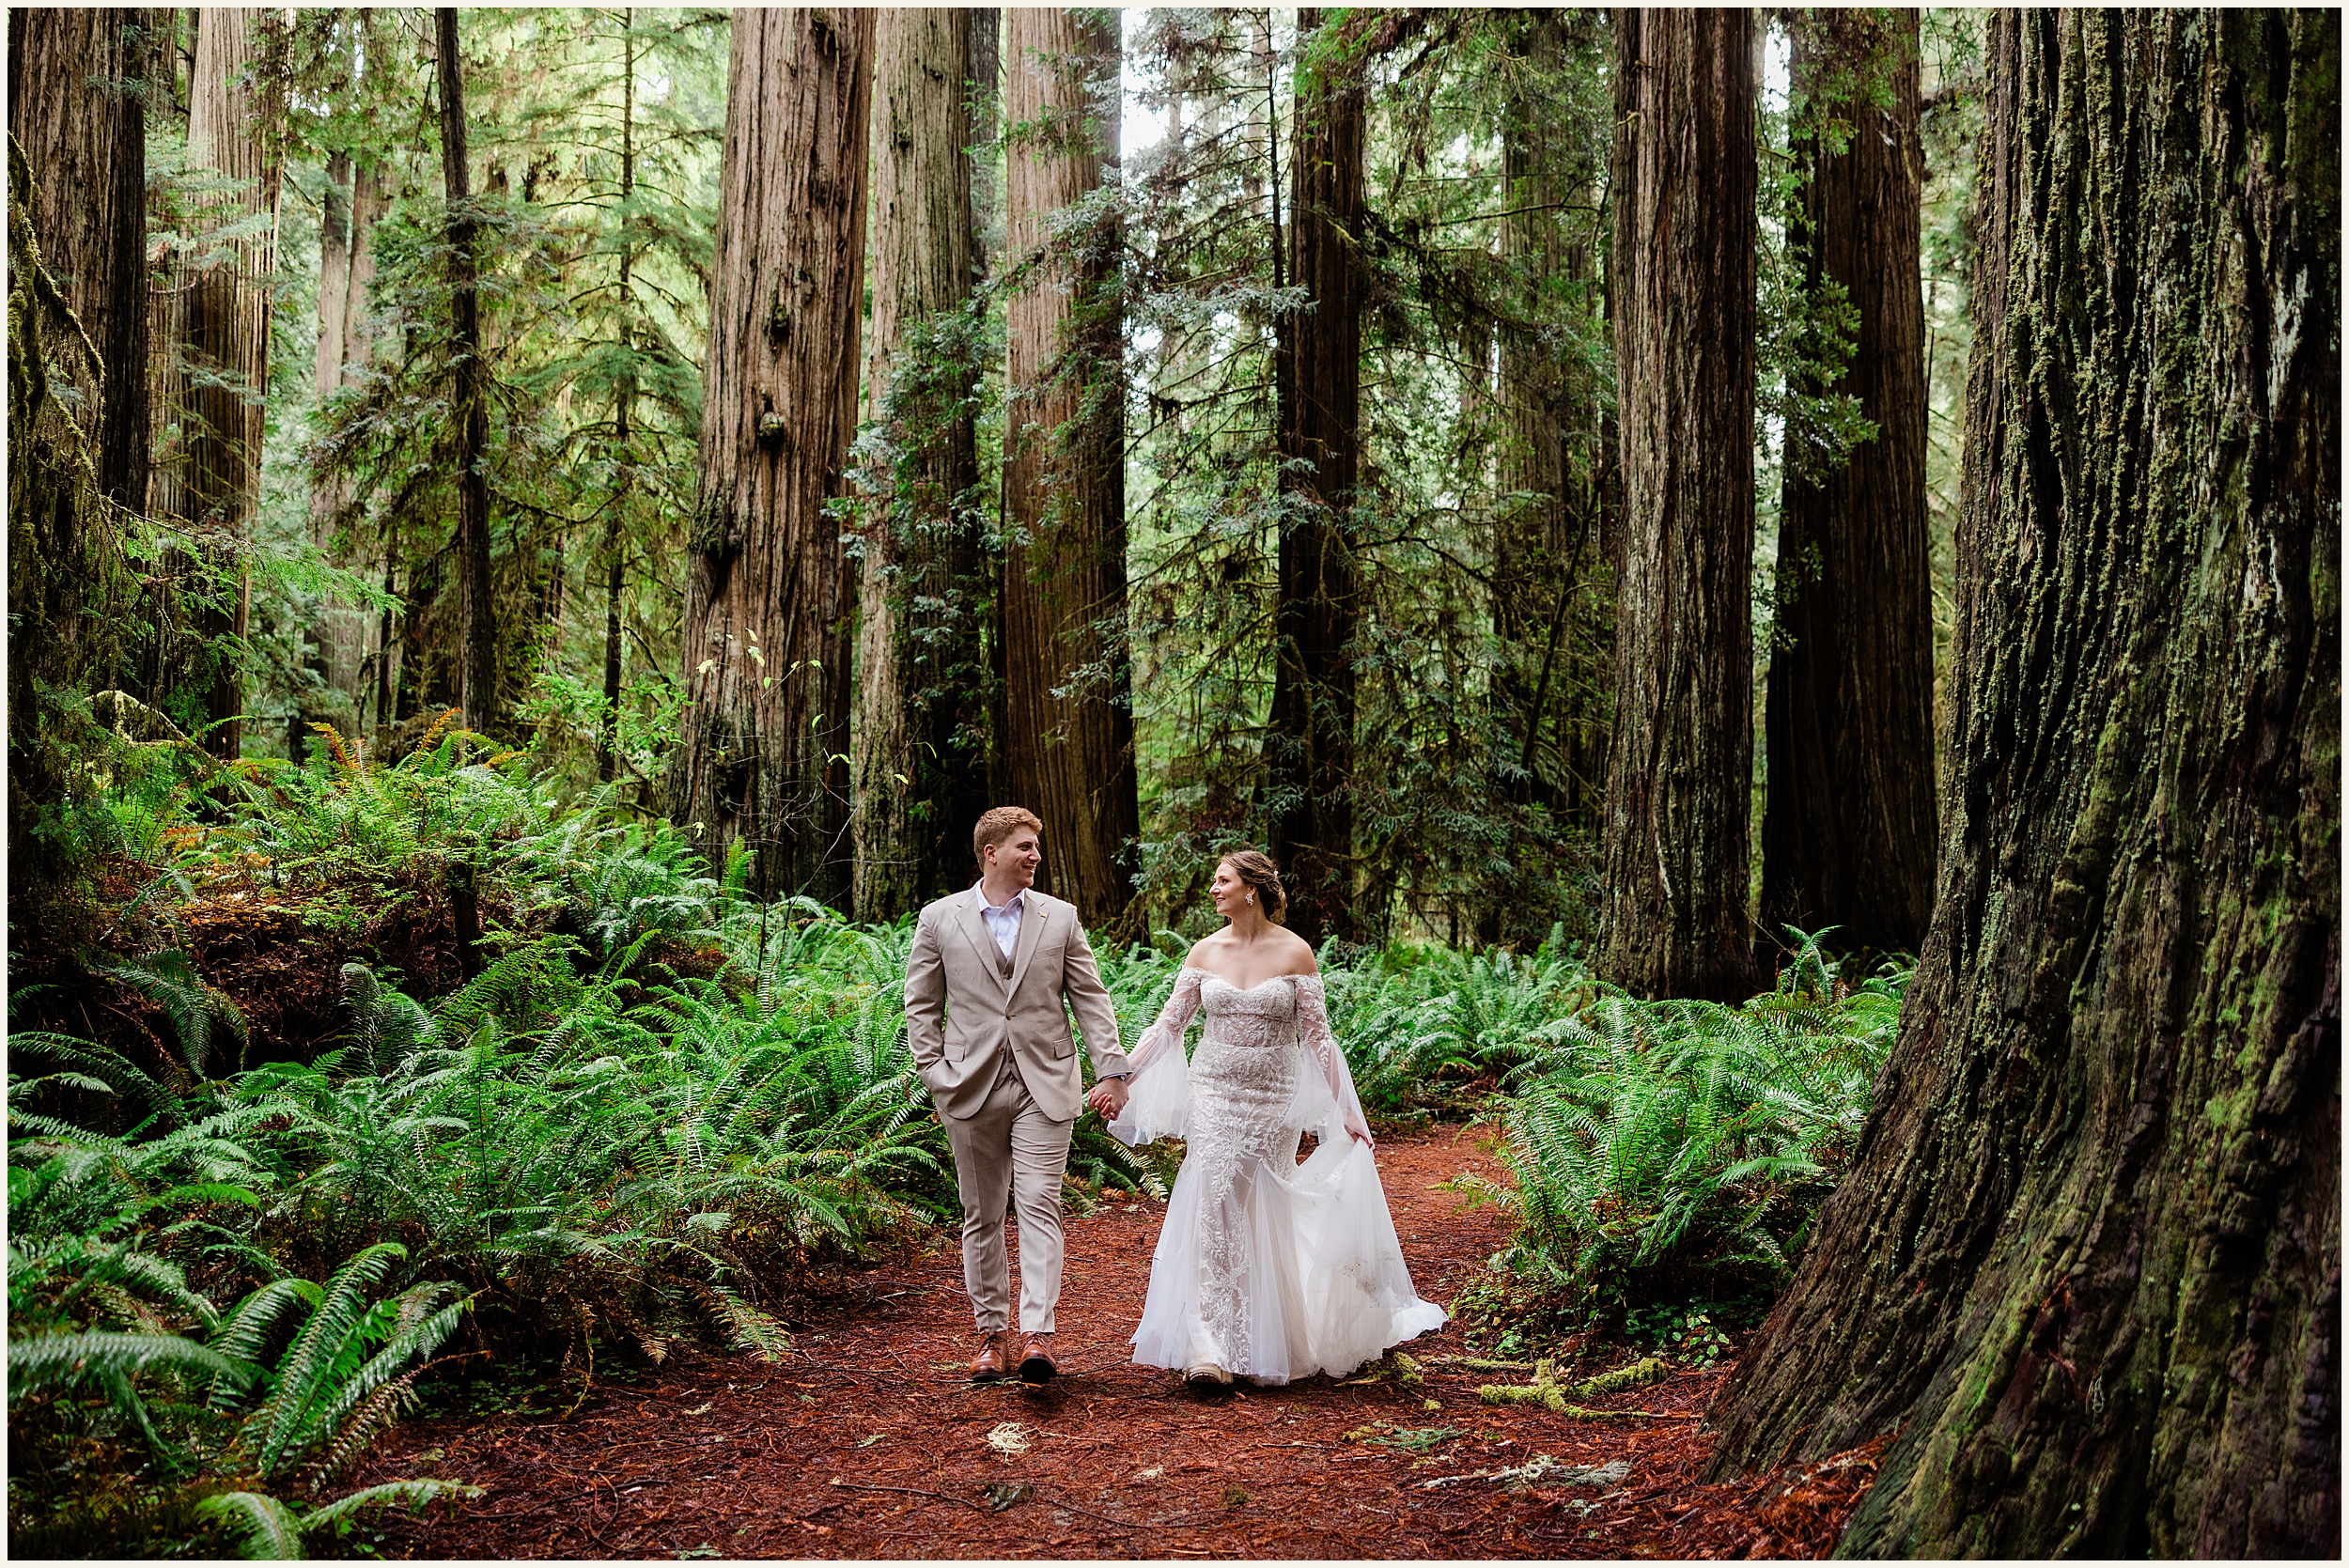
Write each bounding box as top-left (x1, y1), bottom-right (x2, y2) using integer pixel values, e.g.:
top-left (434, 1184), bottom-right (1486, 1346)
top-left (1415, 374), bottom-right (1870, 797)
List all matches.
top-left (904, 886), bottom-right (1130, 1123)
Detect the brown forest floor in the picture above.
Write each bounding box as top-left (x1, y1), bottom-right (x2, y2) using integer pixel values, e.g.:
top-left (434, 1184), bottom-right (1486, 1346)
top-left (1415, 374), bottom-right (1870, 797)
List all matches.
top-left (360, 1124), bottom-right (1878, 1560)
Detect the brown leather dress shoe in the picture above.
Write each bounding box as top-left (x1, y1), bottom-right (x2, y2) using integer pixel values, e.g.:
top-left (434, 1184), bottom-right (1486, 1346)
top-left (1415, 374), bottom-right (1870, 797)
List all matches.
top-left (1018, 1334), bottom-right (1056, 1383)
top-left (970, 1332), bottom-right (1009, 1382)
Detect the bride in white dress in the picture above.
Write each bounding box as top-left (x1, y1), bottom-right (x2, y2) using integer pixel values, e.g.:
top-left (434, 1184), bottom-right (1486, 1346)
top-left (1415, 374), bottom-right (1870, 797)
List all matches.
top-left (1089, 851), bottom-right (1445, 1388)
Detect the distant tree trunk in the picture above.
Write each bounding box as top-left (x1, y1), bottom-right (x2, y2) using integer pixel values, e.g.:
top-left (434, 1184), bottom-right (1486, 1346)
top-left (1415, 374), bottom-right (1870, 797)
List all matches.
top-left (669, 6), bottom-right (872, 906)
top-left (1267, 8), bottom-right (1364, 946)
top-left (153, 6), bottom-right (283, 761)
top-left (966, 5), bottom-right (1000, 282)
top-left (1596, 8), bottom-right (1757, 1001)
top-left (8, 8), bottom-right (152, 515)
top-left (1000, 7), bottom-right (1136, 932)
top-left (1705, 11), bottom-right (2338, 1557)
top-left (436, 8), bottom-right (497, 738)
top-left (300, 149), bottom-right (388, 759)
top-left (1493, 9), bottom-right (1569, 818)
top-left (598, 9), bottom-right (636, 788)
top-left (854, 7), bottom-right (987, 919)
top-left (1760, 11), bottom-right (1937, 957)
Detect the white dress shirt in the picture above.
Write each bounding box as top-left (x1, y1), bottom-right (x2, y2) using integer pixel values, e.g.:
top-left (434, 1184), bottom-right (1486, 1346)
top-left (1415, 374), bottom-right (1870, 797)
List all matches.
top-left (973, 883), bottom-right (1025, 959)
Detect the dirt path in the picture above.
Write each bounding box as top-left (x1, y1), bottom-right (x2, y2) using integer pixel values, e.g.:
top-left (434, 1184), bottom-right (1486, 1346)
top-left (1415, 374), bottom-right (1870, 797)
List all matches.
top-left (363, 1125), bottom-right (1861, 1560)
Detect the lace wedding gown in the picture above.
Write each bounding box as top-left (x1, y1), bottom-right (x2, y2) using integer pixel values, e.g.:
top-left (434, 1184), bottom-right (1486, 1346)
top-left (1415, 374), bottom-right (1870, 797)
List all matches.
top-left (1108, 968), bottom-right (1446, 1383)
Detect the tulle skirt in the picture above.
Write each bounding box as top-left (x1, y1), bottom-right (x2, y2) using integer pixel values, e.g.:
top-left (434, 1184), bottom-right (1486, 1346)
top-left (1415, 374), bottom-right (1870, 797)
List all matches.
top-left (1128, 1029), bottom-right (1445, 1383)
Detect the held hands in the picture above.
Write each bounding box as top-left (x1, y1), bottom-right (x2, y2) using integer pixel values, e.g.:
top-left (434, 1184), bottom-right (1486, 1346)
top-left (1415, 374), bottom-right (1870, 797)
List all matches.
top-left (1087, 1077), bottom-right (1132, 1120)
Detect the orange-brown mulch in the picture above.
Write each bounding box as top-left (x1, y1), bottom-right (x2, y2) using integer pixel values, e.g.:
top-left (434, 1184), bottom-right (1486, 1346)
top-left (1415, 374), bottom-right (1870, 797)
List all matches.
top-left (358, 1124), bottom-right (1881, 1560)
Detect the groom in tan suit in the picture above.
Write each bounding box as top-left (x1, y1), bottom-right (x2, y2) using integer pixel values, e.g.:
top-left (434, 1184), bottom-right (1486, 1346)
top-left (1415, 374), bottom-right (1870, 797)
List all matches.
top-left (903, 807), bottom-right (1131, 1383)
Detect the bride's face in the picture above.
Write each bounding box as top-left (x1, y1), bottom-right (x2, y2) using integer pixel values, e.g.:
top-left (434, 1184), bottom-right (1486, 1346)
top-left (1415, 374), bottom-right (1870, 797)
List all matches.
top-left (1209, 861), bottom-right (1245, 920)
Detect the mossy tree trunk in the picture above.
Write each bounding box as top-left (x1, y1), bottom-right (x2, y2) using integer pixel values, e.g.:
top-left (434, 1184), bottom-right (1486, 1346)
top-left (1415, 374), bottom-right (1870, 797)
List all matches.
top-left (1000, 7), bottom-right (1137, 932)
top-left (669, 6), bottom-right (872, 905)
top-left (1596, 8), bottom-right (1758, 1001)
top-left (852, 6), bottom-right (988, 920)
top-left (8, 8), bottom-right (152, 517)
top-left (1704, 11), bottom-right (2339, 1556)
top-left (1761, 11), bottom-right (1938, 958)
top-left (1267, 7), bottom-right (1365, 946)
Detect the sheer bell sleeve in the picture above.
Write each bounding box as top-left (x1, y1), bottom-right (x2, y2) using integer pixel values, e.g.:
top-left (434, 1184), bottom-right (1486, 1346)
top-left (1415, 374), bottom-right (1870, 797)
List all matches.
top-left (1107, 967), bottom-right (1203, 1146)
top-left (1291, 973), bottom-right (1374, 1148)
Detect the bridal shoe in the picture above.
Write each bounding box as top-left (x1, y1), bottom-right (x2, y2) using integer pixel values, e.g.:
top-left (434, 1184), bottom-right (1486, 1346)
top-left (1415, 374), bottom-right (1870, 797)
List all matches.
top-left (1185, 1361), bottom-right (1233, 1389)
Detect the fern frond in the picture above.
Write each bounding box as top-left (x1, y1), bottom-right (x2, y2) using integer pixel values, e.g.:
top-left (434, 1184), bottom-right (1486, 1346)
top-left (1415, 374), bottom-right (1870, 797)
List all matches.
top-left (194, 1490), bottom-right (304, 1559)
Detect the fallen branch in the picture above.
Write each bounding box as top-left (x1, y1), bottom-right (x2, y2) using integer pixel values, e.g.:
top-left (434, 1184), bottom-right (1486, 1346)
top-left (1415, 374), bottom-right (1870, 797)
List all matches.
top-left (828, 1478), bottom-right (988, 1514)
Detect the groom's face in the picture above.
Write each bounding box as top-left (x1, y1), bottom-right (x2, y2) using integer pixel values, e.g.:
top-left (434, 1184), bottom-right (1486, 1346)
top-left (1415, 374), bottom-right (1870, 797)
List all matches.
top-left (988, 829), bottom-right (1043, 891)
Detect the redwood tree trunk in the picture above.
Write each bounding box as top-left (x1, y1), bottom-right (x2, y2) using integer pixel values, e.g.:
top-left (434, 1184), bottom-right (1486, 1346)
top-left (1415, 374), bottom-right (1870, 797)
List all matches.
top-left (1595, 8), bottom-right (1757, 1001)
top-left (1266, 7), bottom-right (1364, 946)
top-left (1000, 7), bottom-right (1136, 932)
top-left (669, 7), bottom-right (872, 905)
top-left (1705, 12), bottom-right (2339, 1557)
top-left (852, 7), bottom-right (987, 920)
top-left (8, 8), bottom-right (151, 515)
top-left (437, 8), bottom-right (497, 737)
top-left (1760, 11), bottom-right (1937, 956)
top-left (153, 6), bottom-right (282, 760)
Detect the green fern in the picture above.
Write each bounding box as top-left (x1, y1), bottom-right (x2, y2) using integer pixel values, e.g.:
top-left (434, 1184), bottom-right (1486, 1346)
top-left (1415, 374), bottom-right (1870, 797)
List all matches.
top-left (91, 950), bottom-right (248, 1079)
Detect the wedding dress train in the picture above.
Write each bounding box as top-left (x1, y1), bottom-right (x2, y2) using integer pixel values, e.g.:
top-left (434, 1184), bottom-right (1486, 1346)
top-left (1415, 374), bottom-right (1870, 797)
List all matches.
top-left (1108, 968), bottom-right (1445, 1383)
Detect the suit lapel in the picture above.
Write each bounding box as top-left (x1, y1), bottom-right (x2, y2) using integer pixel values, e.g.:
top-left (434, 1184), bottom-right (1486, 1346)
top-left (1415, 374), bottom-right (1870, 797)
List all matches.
top-left (951, 893), bottom-right (1008, 992)
top-left (1004, 893), bottom-right (1050, 1000)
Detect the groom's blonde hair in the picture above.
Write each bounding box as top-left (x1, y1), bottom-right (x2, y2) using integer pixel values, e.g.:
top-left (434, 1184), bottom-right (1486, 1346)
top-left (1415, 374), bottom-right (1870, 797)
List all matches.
top-left (972, 806), bottom-right (1044, 864)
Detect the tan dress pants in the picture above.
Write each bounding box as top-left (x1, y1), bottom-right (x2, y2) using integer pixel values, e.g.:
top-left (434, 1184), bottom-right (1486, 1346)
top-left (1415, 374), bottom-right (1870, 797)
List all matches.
top-left (943, 1051), bottom-right (1074, 1335)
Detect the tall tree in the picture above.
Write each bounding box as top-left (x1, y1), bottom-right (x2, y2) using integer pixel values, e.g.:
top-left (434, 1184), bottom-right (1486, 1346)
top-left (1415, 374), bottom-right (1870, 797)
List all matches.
top-left (436, 8), bottom-right (497, 737)
top-left (303, 146), bottom-right (389, 750)
top-left (1266, 8), bottom-right (1366, 945)
top-left (1760, 11), bottom-right (1937, 955)
top-left (152, 6), bottom-right (285, 760)
top-left (1706, 10), bottom-right (2338, 1556)
top-left (1490, 7), bottom-right (1614, 893)
top-left (669, 6), bottom-right (873, 904)
top-left (8, 8), bottom-right (152, 515)
top-left (1000, 7), bottom-right (1136, 930)
top-left (1596, 8), bottom-right (1758, 1001)
top-left (852, 7), bottom-right (988, 919)
top-left (8, 14), bottom-right (154, 906)
top-left (597, 8), bottom-right (639, 786)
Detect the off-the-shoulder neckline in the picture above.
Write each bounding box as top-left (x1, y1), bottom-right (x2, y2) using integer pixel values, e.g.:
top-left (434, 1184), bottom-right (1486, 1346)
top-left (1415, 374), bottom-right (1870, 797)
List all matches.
top-left (1176, 965), bottom-right (1321, 991)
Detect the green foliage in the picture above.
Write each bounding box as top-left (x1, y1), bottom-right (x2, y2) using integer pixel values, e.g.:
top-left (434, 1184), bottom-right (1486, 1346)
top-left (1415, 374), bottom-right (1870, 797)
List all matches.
top-left (1486, 930), bottom-right (1907, 1312)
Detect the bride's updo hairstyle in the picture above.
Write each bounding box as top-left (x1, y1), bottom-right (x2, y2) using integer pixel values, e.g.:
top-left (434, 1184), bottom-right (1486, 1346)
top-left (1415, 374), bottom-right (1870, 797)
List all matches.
top-left (1220, 849), bottom-right (1287, 925)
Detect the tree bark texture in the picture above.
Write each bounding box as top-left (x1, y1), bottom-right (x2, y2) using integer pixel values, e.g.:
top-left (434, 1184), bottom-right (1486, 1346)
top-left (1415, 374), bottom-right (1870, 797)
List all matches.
top-left (852, 6), bottom-right (988, 920)
top-left (437, 8), bottom-right (497, 738)
top-left (1000, 6), bottom-right (1137, 932)
top-left (669, 6), bottom-right (872, 905)
top-left (1761, 11), bottom-right (1938, 957)
top-left (1267, 8), bottom-right (1364, 946)
top-left (1705, 12), bottom-right (2339, 1557)
top-left (152, 6), bottom-right (282, 760)
top-left (1596, 8), bottom-right (1757, 1001)
top-left (8, 8), bottom-right (151, 516)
